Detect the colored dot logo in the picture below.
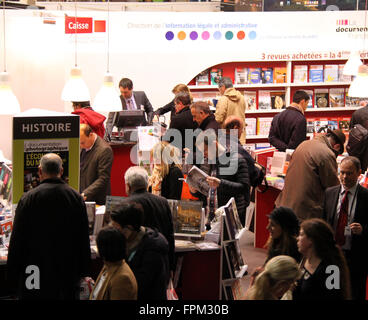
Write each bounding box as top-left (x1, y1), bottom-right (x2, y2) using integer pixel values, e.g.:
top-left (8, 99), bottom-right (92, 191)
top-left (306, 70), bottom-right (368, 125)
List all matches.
top-left (237, 31), bottom-right (245, 40)
top-left (213, 31), bottom-right (222, 40)
top-left (165, 31), bottom-right (174, 41)
top-left (249, 31), bottom-right (257, 40)
top-left (178, 31), bottom-right (186, 40)
top-left (202, 31), bottom-right (210, 40)
top-left (190, 31), bottom-right (198, 40)
top-left (225, 31), bottom-right (233, 40)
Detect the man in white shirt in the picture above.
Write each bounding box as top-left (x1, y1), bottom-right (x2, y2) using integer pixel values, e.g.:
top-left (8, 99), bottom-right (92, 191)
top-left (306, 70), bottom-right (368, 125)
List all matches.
top-left (323, 156), bottom-right (368, 300)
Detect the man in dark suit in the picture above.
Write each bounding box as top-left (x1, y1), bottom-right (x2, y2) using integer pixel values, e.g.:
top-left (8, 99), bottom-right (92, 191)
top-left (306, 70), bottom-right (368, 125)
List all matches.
top-left (349, 102), bottom-right (368, 171)
top-left (119, 77), bottom-right (154, 125)
top-left (124, 166), bottom-right (175, 273)
top-left (163, 91), bottom-right (198, 153)
top-left (323, 156), bottom-right (368, 300)
top-left (80, 123), bottom-right (113, 205)
top-left (7, 153), bottom-right (91, 299)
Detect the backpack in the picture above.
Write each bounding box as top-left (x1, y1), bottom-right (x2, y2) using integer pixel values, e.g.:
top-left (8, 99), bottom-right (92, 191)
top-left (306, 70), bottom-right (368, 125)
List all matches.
top-left (346, 123), bottom-right (368, 157)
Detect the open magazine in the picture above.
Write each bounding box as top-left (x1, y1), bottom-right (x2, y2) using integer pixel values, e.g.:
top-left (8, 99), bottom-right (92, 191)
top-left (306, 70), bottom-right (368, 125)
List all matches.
top-left (184, 165), bottom-right (210, 196)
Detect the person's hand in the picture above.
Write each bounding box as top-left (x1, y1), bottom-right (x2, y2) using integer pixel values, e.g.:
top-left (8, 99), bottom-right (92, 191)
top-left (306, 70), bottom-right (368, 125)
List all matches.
top-left (206, 176), bottom-right (221, 189)
top-left (189, 185), bottom-right (197, 194)
top-left (350, 223), bottom-right (363, 235)
top-left (183, 148), bottom-right (190, 160)
top-left (81, 193), bottom-right (87, 201)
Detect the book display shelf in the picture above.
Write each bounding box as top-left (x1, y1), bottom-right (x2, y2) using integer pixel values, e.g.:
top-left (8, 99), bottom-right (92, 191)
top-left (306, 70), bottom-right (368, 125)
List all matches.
top-left (188, 60), bottom-right (362, 147)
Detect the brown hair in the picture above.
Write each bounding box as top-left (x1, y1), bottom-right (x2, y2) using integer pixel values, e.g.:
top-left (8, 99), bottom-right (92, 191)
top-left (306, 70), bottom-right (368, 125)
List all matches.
top-left (301, 218), bottom-right (352, 300)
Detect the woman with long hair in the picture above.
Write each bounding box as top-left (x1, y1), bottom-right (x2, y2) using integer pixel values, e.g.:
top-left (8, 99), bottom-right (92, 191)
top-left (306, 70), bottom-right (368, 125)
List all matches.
top-left (293, 218), bottom-right (352, 300)
top-left (149, 141), bottom-right (183, 200)
top-left (246, 255), bottom-right (301, 300)
top-left (265, 206), bottom-right (301, 263)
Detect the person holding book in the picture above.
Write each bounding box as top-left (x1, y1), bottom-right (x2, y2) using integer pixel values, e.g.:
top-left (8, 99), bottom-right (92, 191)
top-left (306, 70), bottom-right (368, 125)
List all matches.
top-left (245, 255), bottom-right (301, 300)
top-left (293, 218), bottom-right (351, 300)
top-left (110, 201), bottom-right (170, 300)
top-left (149, 141), bottom-right (183, 200)
top-left (268, 90), bottom-right (310, 152)
top-left (215, 77), bottom-right (246, 145)
top-left (154, 83), bottom-right (192, 121)
top-left (90, 226), bottom-right (137, 300)
top-left (190, 130), bottom-right (250, 226)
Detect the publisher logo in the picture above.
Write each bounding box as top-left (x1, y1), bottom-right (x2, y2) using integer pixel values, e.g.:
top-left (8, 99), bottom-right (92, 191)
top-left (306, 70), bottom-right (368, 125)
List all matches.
top-left (65, 17), bottom-right (93, 34)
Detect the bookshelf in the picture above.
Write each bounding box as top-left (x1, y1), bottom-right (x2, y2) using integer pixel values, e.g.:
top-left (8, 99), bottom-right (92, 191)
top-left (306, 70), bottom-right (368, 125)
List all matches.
top-left (188, 60), bottom-right (361, 145)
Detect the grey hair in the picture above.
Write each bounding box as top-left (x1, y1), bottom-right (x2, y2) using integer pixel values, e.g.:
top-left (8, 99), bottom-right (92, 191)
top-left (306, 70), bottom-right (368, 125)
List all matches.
top-left (341, 156), bottom-right (361, 172)
top-left (39, 153), bottom-right (63, 176)
top-left (124, 166), bottom-right (149, 191)
top-left (218, 76), bottom-right (233, 89)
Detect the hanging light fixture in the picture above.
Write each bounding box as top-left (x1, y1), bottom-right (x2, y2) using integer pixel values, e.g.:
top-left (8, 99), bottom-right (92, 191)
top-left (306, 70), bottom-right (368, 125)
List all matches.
top-left (347, 0), bottom-right (368, 97)
top-left (343, 51), bottom-right (362, 76)
top-left (93, 0), bottom-right (121, 112)
top-left (348, 64), bottom-right (368, 97)
top-left (0, 1), bottom-right (20, 115)
top-left (61, 0), bottom-right (90, 102)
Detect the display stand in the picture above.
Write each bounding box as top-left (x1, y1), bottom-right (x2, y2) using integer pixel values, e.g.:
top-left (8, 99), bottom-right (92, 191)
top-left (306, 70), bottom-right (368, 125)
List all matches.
top-left (220, 212), bottom-right (248, 300)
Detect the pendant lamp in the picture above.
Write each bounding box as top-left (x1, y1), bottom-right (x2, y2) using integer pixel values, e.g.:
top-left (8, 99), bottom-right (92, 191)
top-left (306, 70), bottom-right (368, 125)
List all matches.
top-left (93, 0), bottom-right (121, 112)
top-left (0, 2), bottom-right (20, 115)
top-left (61, 1), bottom-right (90, 102)
top-left (343, 52), bottom-right (362, 76)
top-left (348, 64), bottom-right (368, 98)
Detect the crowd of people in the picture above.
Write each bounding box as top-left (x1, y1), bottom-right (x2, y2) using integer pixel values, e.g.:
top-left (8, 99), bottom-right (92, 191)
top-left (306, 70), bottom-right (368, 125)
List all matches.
top-left (6, 77), bottom-right (368, 300)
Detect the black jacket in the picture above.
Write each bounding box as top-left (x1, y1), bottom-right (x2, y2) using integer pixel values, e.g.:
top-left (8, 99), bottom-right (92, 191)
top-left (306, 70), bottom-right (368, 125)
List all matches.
top-left (199, 113), bottom-right (220, 131)
top-left (155, 99), bottom-right (176, 121)
top-left (193, 151), bottom-right (250, 226)
top-left (163, 106), bottom-right (198, 151)
top-left (127, 227), bottom-right (170, 300)
top-left (128, 190), bottom-right (175, 271)
top-left (7, 178), bottom-right (91, 299)
top-left (268, 106), bottom-right (307, 151)
top-left (161, 165), bottom-right (184, 201)
top-left (349, 105), bottom-right (368, 171)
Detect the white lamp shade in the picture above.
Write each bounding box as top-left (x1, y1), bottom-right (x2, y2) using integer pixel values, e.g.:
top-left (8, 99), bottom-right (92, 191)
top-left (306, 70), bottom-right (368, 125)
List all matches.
top-left (343, 52), bottom-right (363, 76)
top-left (348, 65), bottom-right (368, 98)
top-left (93, 73), bottom-right (122, 112)
top-left (0, 72), bottom-right (21, 115)
top-left (61, 67), bottom-right (91, 102)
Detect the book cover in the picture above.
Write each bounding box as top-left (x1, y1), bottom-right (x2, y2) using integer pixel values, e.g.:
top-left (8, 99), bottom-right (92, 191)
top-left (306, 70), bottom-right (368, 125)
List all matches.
top-left (261, 67), bottom-right (273, 84)
top-left (327, 118), bottom-right (339, 130)
top-left (304, 89), bottom-right (314, 108)
top-left (314, 89), bottom-right (329, 108)
top-left (314, 118), bottom-right (329, 133)
top-left (248, 68), bottom-right (261, 84)
top-left (329, 88), bottom-right (345, 108)
top-left (0, 219), bottom-right (13, 247)
top-left (273, 67), bottom-right (287, 83)
top-left (244, 91), bottom-right (257, 111)
top-left (338, 117), bottom-right (351, 132)
top-left (245, 118), bottom-right (257, 136)
top-left (293, 65), bottom-right (308, 83)
top-left (255, 143), bottom-right (271, 149)
top-left (270, 91), bottom-right (286, 109)
top-left (257, 117), bottom-right (273, 135)
top-left (186, 165), bottom-right (210, 196)
top-left (258, 91), bottom-right (271, 110)
top-left (345, 95), bottom-right (367, 108)
top-left (306, 118), bottom-right (316, 133)
top-left (12, 110), bottom-right (80, 205)
top-left (175, 201), bottom-right (203, 237)
top-left (338, 64), bottom-right (351, 82)
top-left (195, 69), bottom-right (209, 86)
top-left (324, 64), bottom-right (339, 82)
top-left (210, 68), bottom-right (223, 86)
top-left (309, 65), bottom-right (324, 83)
top-left (235, 68), bottom-right (248, 85)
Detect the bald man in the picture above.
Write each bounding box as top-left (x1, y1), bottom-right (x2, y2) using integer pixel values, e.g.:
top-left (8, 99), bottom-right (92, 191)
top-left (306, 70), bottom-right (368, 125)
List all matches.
top-left (8, 153), bottom-right (91, 299)
top-left (79, 123), bottom-right (113, 205)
